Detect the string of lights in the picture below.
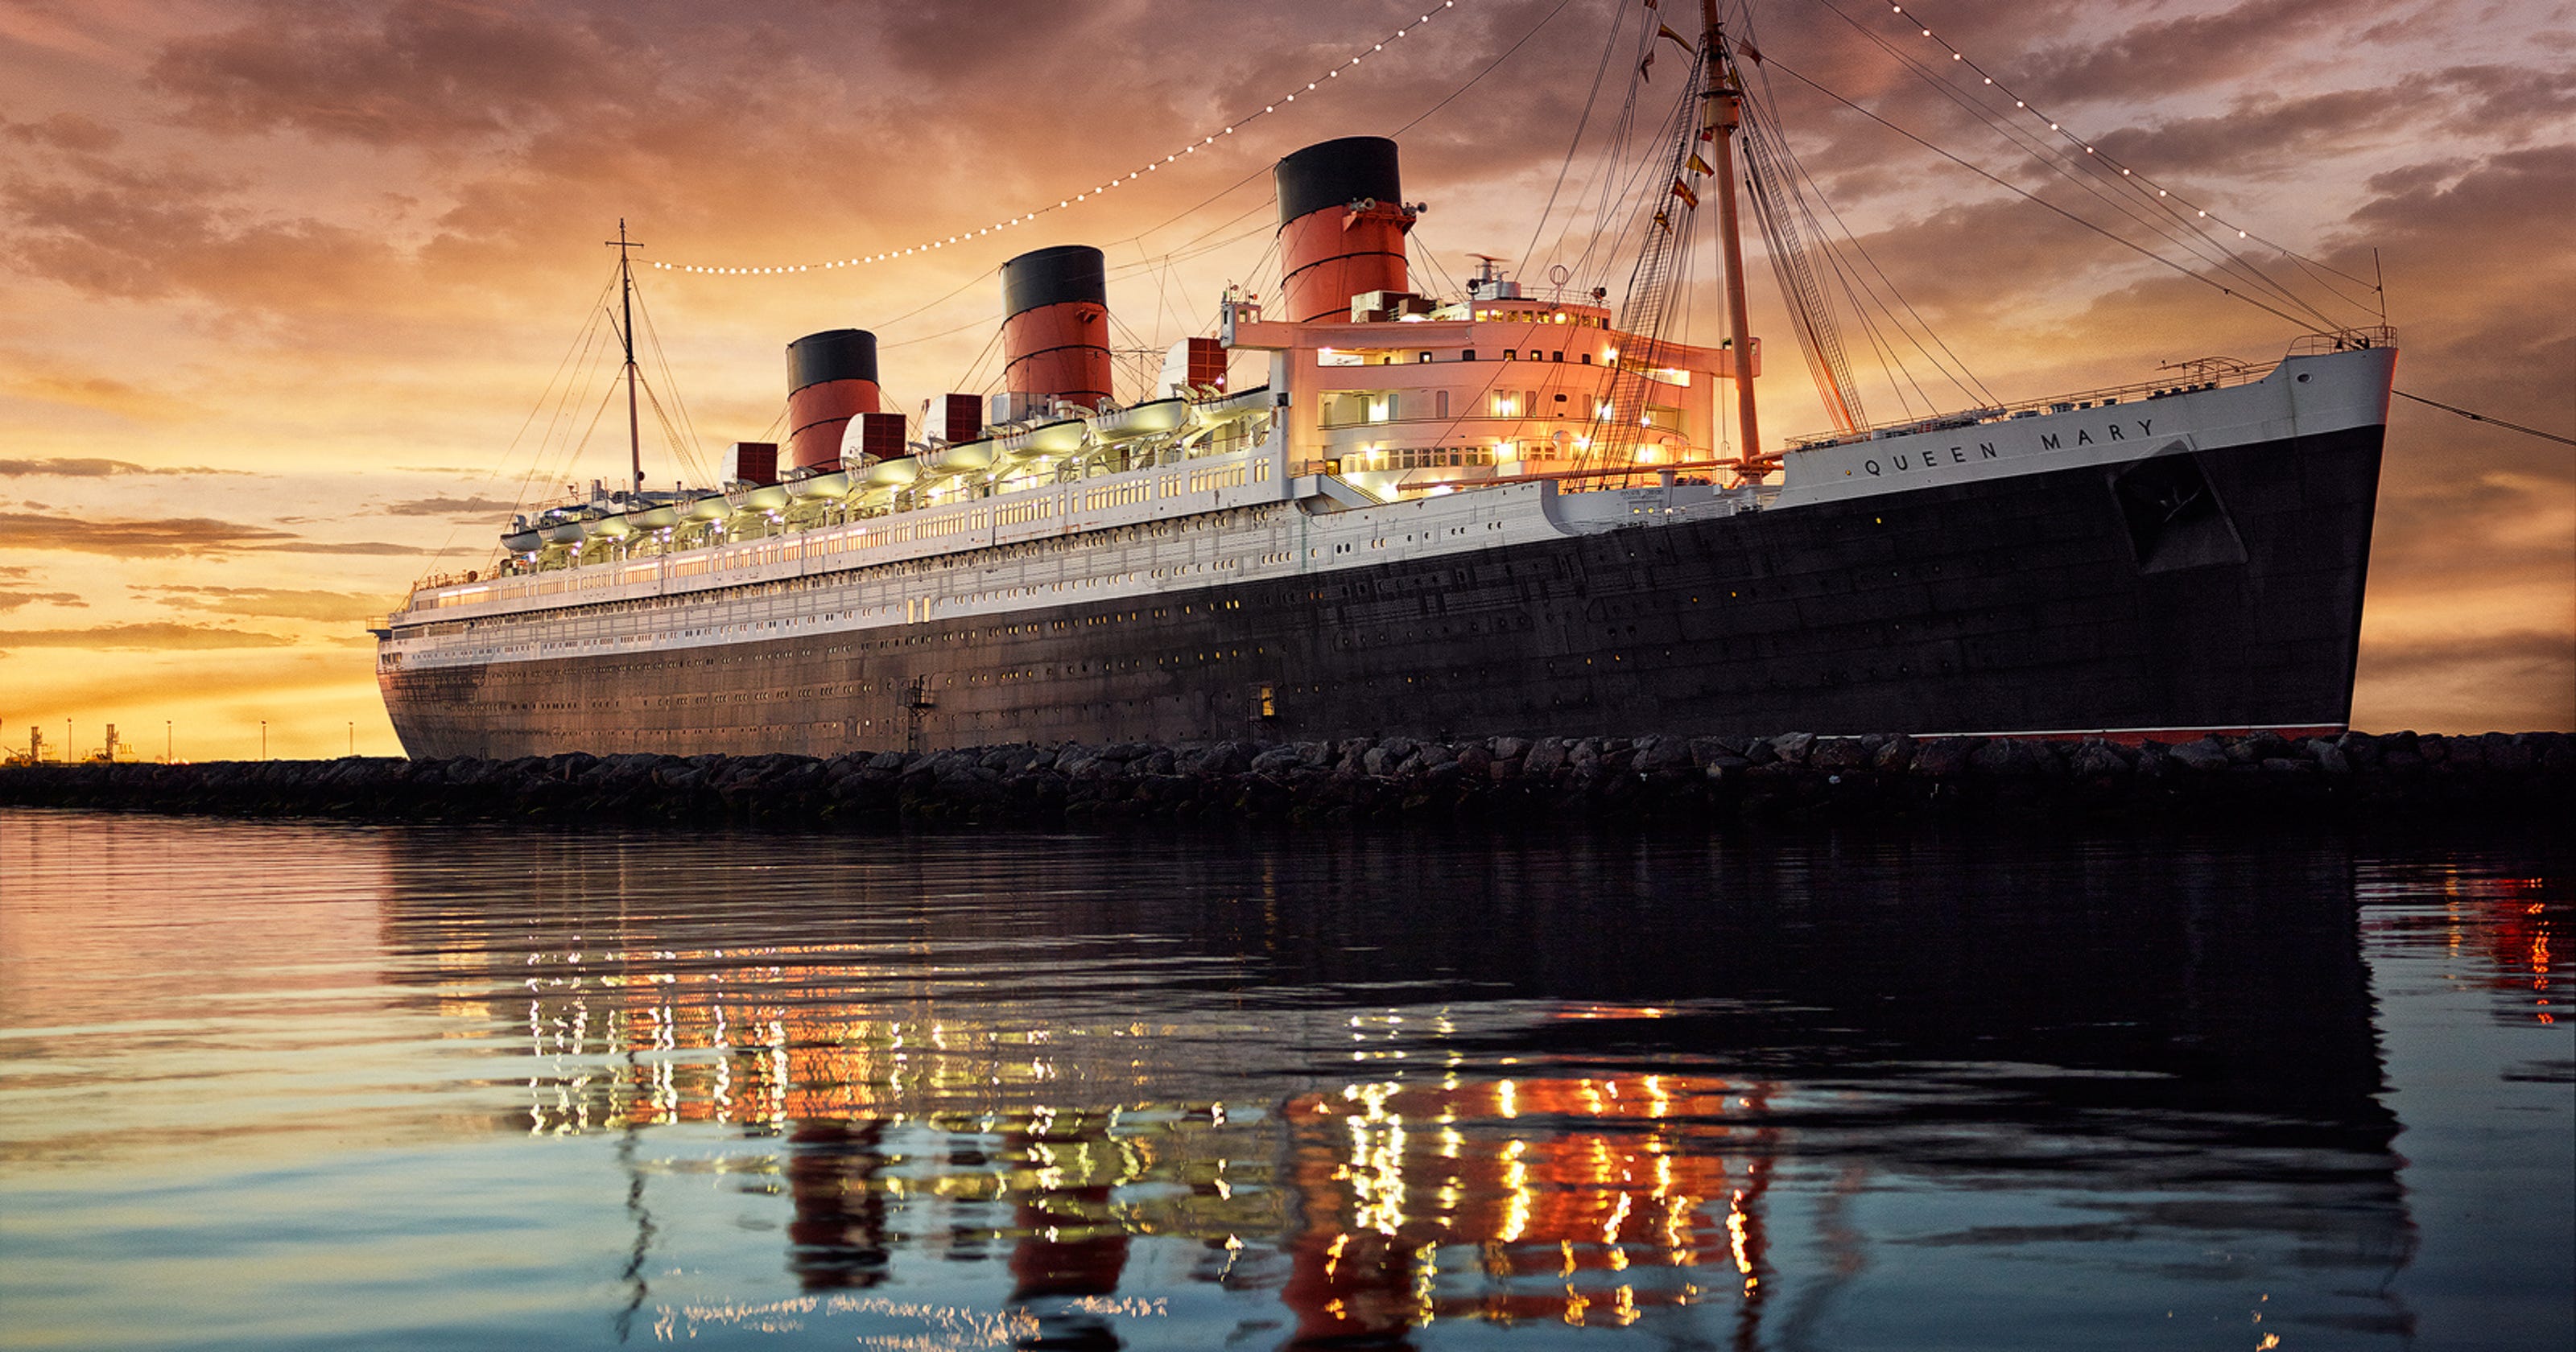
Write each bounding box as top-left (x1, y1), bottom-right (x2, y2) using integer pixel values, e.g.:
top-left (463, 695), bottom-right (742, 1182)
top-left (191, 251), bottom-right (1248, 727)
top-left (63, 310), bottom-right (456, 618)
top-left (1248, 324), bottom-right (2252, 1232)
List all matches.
top-left (651, 2), bottom-right (1464, 278)
top-left (1872, 2), bottom-right (2372, 286)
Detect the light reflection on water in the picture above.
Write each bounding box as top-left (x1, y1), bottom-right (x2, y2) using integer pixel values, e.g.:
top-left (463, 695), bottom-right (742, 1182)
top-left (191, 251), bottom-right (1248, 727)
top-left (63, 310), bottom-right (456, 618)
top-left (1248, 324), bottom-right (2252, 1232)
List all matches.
top-left (0, 810), bottom-right (2566, 1350)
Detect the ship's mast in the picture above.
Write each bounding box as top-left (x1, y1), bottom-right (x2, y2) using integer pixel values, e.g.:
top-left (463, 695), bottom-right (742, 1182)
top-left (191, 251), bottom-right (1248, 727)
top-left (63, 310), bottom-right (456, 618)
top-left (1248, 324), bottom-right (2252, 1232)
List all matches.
top-left (1701, 0), bottom-right (1761, 465)
top-left (609, 220), bottom-right (644, 493)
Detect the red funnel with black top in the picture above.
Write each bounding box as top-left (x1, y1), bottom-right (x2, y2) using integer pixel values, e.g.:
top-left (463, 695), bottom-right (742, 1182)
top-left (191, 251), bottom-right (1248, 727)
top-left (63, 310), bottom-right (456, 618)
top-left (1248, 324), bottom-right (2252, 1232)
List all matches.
top-left (786, 328), bottom-right (881, 472)
top-left (1275, 137), bottom-right (1414, 324)
top-left (1001, 245), bottom-right (1110, 414)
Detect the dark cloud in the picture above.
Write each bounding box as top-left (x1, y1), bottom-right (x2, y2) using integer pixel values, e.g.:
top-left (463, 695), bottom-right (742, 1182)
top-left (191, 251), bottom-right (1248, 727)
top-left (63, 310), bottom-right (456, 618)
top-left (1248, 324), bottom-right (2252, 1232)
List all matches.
top-left (145, 0), bottom-right (620, 146)
top-left (0, 622), bottom-right (295, 650)
top-left (2084, 65), bottom-right (2576, 179)
top-left (0, 458), bottom-right (250, 477)
top-left (3, 113), bottom-right (122, 154)
top-left (0, 172), bottom-right (411, 311)
top-left (2012, 0), bottom-right (2350, 105)
top-left (136, 584), bottom-right (380, 621)
top-left (0, 513), bottom-right (431, 558)
top-left (382, 494), bottom-right (518, 517)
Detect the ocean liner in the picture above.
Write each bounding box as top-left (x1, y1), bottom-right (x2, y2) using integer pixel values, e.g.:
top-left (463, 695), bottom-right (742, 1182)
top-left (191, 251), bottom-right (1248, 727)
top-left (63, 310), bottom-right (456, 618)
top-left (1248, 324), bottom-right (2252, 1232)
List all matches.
top-left (375, 4), bottom-right (2396, 759)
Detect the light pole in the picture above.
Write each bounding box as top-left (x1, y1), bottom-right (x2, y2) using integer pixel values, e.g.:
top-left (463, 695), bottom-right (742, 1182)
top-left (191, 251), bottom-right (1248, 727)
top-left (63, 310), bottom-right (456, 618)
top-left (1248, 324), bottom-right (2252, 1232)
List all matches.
top-left (347, 721), bottom-right (354, 757)
top-left (260, 719), bottom-right (267, 762)
top-left (166, 720), bottom-right (172, 764)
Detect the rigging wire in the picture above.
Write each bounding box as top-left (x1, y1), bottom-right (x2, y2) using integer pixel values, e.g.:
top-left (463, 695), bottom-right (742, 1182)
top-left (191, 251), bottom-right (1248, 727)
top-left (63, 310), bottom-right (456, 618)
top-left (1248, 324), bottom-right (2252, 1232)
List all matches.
top-left (1739, 80), bottom-right (1992, 410)
top-left (1808, 0), bottom-right (2348, 332)
top-left (1513, 0), bottom-right (1637, 285)
top-left (1390, 0), bottom-right (1582, 138)
top-left (1852, 0), bottom-right (2379, 292)
top-left (513, 298), bottom-right (623, 516)
top-left (628, 282), bottom-right (716, 485)
top-left (2392, 391), bottom-right (2576, 448)
top-left (418, 267), bottom-right (620, 571)
top-left (1757, 56), bottom-right (2334, 334)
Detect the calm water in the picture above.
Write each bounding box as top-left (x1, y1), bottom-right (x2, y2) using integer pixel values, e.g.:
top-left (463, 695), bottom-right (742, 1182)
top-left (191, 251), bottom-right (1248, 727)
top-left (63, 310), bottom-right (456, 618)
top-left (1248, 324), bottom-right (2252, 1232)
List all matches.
top-left (0, 811), bottom-right (2566, 1351)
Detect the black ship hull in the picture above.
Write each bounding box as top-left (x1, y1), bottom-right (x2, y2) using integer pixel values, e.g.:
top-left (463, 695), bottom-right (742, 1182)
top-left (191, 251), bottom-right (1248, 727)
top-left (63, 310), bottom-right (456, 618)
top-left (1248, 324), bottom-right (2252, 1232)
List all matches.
top-left (382, 426), bottom-right (2381, 757)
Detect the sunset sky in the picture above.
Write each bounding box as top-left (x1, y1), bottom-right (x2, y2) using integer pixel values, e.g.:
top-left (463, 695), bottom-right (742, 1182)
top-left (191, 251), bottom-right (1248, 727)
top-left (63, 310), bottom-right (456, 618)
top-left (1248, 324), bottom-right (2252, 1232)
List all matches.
top-left (2, 0), bottom-right (2568, 760)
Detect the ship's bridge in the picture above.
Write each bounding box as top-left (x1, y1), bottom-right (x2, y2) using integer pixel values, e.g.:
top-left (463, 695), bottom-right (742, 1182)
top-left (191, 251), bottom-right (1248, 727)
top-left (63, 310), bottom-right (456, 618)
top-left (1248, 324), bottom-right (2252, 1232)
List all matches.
top-left (1225, 299), bottom-right (1752, 497)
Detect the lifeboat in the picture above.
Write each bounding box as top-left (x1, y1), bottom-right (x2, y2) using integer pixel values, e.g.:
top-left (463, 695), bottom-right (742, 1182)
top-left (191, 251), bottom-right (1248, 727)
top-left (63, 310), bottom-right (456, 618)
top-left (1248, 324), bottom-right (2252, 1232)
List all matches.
top-left (1001, 418), bottom-right (1086, 460)
top-left (625, 501), bottom-right (683, 530)
top-left (725, 482), bottom-right (791, 513)
top-left (539, 507), bottom-right (596, 546)
top-left (1093, 395), bottom-right (1189, 440)
top-left (681, 491), bottom-right (732, 522)
top-left (925, 439), bottom-right (998, 474)
top-left (862, 455), bottom-right (921, 488)
top-left (589, 512), bottom-right (637, 538)
top-left (500, 515), bottom-right (543, 553)
top-left (786, 468), bottom-right (858, 501)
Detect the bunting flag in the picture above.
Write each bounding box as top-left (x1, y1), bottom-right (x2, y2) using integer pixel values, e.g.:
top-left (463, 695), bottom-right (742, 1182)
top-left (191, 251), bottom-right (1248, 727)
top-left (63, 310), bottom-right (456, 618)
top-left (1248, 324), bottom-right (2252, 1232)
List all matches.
top-left (1687, 151), bottom-right (1715, 176)
top-left (1735, 36), bottom-right (1765, 64)
top-left (1670, 178), bottom-right (1700, 209)
top-left (1653, 210), bottom-right (1672, 233)
top-left (1638, 51), bottom-right (1653, 80)
top-left (1699, 126), bottom-right (1715, 141)
top-left (1657, 23), bottom-right (1693, 52)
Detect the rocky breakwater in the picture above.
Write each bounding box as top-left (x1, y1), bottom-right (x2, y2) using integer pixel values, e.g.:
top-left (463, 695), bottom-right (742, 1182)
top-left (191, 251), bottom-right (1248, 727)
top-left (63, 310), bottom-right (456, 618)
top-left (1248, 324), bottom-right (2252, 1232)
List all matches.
top-left (2, 730), bottom-right (2568, 828)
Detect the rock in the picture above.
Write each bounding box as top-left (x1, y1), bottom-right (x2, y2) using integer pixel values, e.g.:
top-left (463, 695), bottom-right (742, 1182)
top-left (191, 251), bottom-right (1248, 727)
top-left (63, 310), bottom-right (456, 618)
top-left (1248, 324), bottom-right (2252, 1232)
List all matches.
top-left (2228, 731), bottom-right (2291, 765)
top-left (1909, 736), bottom-right (1983, 777)
top-left (1525, 738), bottom-right (1570, 773)
top-left (2169, 738), bottom-right (2230, 773)
top-left (1807, 738), bottom-right (1868, 772)
top-left (1637, 736), bottom-right (1693, 771)
top-left (1767, 732), bottom-right (1817, 764)
top-left (2303, 739), bottom-right (2350, 774)
top-left (1968, 739), bottom-right (2046, 777)
top-left (1249, 746), bottom-right (1305, 774)
top-left (2069, 742), bottom-right (2130, 779)
top-left (1871, 734), bottom-right (1917, 773)
top-left (1488, 736), bottom-right (1531, 761)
